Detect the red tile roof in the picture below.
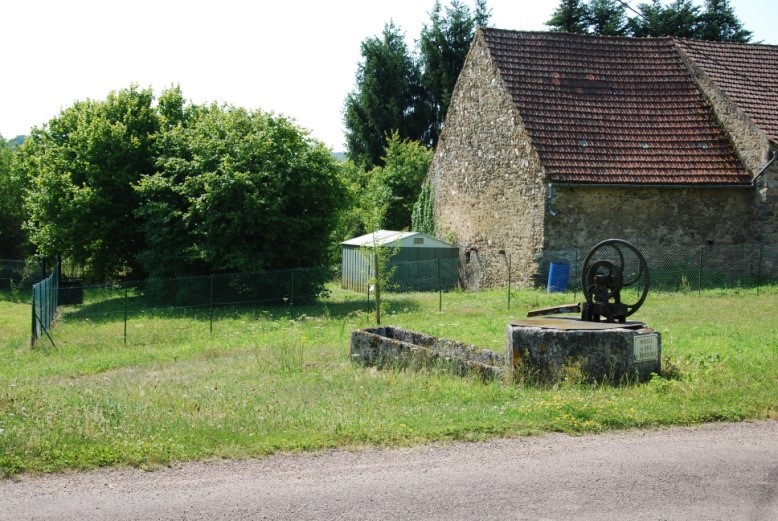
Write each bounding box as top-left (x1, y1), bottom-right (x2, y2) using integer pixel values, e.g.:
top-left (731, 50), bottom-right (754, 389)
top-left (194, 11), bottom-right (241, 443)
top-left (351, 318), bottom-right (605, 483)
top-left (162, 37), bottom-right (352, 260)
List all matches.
top-left (479, 29), bottom-right (751, 185)
top-left (675, 38), bottom-right (778, 142)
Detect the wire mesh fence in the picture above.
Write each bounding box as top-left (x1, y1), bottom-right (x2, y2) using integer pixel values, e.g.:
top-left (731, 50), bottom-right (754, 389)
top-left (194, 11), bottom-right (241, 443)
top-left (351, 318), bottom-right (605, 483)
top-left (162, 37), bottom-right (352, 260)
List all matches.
top-left (41, 267), bottom-right (333, 344)
top-left (31, 261), bottom-right (59, 346)
top-left (0, 258), bottom-right (46, 298)
top-left (7, 241), bottom-right (778, 347)
top-left (535, 242), bottom-right (778, 294)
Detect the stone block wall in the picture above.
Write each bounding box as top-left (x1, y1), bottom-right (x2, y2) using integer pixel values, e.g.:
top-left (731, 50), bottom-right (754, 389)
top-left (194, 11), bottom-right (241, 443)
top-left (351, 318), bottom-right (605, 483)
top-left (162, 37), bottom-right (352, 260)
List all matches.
top-left (677, 48), bottom-right (770, 176)
top-left (756, 155), bottom-right (778, 247)
top-left (430, 33), bottom-right (546, 289)
top-left (546, 185), bottom-right (758, 250)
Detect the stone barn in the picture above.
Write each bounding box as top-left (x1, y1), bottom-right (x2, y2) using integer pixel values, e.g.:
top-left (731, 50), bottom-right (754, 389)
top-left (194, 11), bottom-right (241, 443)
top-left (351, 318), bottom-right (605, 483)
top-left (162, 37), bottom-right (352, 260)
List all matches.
top-left (430, 29), bottom-right (778, 288)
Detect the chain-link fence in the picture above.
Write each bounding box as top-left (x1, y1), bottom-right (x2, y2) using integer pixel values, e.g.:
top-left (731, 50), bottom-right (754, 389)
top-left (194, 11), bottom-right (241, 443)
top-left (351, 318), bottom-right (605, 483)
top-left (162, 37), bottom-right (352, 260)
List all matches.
top-left (31, 261), bottom-right (59, 346)
top-left (535, 242), bottom-right (777, 294)
top-left (0, 258), bottom-right (46, 299)
top-left (10, 242), bottom-right (778, 347)
top-left (41, 267), bottom-right (333, 345)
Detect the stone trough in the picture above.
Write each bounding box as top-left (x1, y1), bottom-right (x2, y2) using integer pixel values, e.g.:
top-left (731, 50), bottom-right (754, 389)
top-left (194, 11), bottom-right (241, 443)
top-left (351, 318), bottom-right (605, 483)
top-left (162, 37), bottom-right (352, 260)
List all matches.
top-left (507, 317), bottom-right (661, 383)
top-left (350, 319), bottom-right (661, 384)
top-left (350, 326), bottom-right (505, 380)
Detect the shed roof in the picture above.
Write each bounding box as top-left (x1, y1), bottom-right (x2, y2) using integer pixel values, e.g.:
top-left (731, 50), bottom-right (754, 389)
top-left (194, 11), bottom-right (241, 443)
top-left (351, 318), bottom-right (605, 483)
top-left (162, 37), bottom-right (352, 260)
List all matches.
top-left (479, 29), bottom-right (752, 185)
top-left (341, 230), bottom-right (455, 248)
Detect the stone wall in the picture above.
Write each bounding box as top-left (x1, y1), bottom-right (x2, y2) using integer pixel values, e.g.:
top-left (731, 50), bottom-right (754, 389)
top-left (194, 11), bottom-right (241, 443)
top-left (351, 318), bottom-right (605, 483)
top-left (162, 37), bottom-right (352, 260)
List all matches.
top-left (676, 47), bottom-right (771, 176)
top-left (430, 31), bottom-right (546, 289)
top-left (546, 185), bottom-right (758, 250)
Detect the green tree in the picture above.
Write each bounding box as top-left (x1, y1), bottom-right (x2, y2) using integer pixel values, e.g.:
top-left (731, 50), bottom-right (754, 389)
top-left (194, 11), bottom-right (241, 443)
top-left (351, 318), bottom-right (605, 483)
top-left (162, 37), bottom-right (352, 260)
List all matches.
top-left (419, 0), bottom-right (491, 146)
top-left (547, 0), bottom-right (590, 33)
top-left (0, 136), bottom-right (27, 258)
top-left (135, 103), bottom-right (347, 278)
top-left (698, 0), bottom-right (751, 42)
top-left (365, 133), bottom-right (433, 231)
top-left (16, 85), bottom-right (161, 279)
top-left (547, 0), bottom-right (751, 41)
top-left (628, 0), bottom-right (701, 38)
top-left (344, 22), bottom-right (427, 168)
top-left (586, 0), bottom-right (628, 36)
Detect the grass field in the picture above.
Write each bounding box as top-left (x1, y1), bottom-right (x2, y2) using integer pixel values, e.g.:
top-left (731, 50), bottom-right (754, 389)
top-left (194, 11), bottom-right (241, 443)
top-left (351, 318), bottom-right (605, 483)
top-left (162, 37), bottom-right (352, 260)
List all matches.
top-left (1, 285), bottom-right (777, 476)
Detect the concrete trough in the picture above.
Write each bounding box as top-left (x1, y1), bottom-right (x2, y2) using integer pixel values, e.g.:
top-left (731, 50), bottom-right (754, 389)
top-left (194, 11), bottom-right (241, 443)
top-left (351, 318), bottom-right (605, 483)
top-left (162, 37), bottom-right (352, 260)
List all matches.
top-left (507, 317), bottom-right (661, 383)
top-left (350, 326), bottom-right (505, 381)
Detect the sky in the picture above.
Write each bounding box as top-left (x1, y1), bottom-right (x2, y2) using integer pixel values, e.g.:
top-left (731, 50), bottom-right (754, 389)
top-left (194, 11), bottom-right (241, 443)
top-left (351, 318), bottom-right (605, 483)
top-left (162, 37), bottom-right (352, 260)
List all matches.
top-left (2, 0), bottom-right (775, 151)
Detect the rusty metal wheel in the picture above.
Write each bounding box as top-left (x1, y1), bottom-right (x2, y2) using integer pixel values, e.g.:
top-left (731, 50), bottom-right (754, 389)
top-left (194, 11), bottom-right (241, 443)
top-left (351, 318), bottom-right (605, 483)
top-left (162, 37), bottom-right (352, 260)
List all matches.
top-left (581, 239), bottom-right (649, 320)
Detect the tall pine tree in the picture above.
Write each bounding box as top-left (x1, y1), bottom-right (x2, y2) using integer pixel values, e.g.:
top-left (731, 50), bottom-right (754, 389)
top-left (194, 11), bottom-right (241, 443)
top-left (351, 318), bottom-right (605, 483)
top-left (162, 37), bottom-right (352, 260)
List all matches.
top-left (546, 0), bottom-right (752, 41)
top-left (547, 0), bottom-right (590, 33)
top-left (343, 23), bottom-right (427, 168)
top-left (698, 0), bottom-right (752, 42)
top-left (419, 0), bottom-right (491, 147)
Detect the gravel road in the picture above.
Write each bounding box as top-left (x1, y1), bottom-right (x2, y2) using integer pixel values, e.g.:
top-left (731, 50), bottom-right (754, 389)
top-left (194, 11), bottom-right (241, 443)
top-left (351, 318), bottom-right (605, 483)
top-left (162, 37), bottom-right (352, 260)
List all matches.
top-left (1, 420), bottom-right (776, 520)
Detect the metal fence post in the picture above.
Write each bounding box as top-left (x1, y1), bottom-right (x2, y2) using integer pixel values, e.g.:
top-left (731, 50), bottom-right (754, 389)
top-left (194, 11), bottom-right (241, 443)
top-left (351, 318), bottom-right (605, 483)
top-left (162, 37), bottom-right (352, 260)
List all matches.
top-left (209, 274), bottom-right (214, 334)
top-left (757, 242), bottom-right (764, 295)
top-left (507, 253), bottom-right (512, 311)
top-left (291, 270), bottom-right (295, 308)
top-left (374, 249), bottom-right (381, 325)
top-left (124, 287), bottom-right (128, 346)
top-left (31, 287), bottom-right (36, 345)
top-left (573, 249), bottom-right (579, 301)
top-left (437, 258), bottom-right (442, 312)
top-left (698, 246), bottom-right (703, 296)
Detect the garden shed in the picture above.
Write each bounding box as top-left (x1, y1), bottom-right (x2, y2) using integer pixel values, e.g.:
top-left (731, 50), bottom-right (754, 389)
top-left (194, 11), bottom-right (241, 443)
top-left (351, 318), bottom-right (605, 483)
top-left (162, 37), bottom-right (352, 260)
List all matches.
top-left (341, 230), bottom-right (460, 293)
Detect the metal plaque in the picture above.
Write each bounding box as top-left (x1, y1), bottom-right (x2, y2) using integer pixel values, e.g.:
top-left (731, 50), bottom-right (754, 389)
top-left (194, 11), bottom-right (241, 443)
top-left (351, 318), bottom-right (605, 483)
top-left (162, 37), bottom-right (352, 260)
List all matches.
top-left (634, 333), bottom-right (659, 363)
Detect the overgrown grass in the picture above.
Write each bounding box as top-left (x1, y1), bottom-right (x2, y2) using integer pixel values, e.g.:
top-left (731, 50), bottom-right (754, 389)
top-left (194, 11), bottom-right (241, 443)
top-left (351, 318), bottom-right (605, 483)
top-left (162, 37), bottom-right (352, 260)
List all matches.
top-left (1, 286), bottom-right (776, 476)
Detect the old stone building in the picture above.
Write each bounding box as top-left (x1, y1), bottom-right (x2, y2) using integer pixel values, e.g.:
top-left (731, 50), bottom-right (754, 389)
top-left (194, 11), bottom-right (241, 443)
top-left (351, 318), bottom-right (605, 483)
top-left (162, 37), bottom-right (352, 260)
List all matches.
top-left (430, 29), bottom-right (778, 288)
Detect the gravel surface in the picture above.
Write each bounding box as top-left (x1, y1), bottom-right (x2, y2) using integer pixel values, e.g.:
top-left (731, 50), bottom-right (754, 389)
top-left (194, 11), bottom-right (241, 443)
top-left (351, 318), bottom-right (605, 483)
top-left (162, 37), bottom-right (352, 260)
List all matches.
top-left (1, 420), bottom-right (776, 520)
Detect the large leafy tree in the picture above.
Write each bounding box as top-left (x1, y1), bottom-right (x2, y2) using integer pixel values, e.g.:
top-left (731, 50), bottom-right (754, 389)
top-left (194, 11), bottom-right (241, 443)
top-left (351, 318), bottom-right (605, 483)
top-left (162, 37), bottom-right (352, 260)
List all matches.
top-left (135, 103), bottom-right (347, 278)
top-left (16, 85), bottom-right (161, 279)
top-left (368, 132), bottom-right (434, 231)
top-left (343, 22), bottom-right (427, 169)
top-left (419, 0), bottom-right (491, 146)
top-left (0, 136), bottom-right (27, 258)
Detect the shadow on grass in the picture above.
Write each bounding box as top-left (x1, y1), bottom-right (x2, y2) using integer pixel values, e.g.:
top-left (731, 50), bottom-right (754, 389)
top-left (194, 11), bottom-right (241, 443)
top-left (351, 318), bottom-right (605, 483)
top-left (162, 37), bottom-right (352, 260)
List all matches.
top-left (60, 292), bottom-right (424, 324)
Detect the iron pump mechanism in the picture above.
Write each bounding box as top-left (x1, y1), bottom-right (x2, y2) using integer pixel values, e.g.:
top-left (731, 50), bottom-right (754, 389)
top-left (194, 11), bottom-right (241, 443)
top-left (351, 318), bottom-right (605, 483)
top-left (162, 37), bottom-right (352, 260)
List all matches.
top-left (528, 239), bottom-right (650, 324)
top-left (580, 239), bottom-right (649, 323)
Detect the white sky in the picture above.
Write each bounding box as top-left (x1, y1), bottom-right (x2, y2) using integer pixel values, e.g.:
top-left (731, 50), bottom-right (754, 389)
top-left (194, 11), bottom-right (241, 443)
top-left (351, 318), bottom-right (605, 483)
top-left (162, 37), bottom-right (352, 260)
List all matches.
top-left (2, 0), bottom-right (774, 151)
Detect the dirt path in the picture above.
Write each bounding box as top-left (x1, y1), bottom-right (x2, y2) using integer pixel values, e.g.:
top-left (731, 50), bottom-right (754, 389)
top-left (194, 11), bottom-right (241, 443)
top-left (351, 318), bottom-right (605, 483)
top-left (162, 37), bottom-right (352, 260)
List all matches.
top-left (1, 420), bottom-right (776, 520)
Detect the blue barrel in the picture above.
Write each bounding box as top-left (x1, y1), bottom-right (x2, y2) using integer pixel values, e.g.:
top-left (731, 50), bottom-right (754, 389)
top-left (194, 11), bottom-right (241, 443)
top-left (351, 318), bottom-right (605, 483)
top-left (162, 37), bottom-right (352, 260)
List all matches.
top-left (547, 262), bottom-right (570, 292)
